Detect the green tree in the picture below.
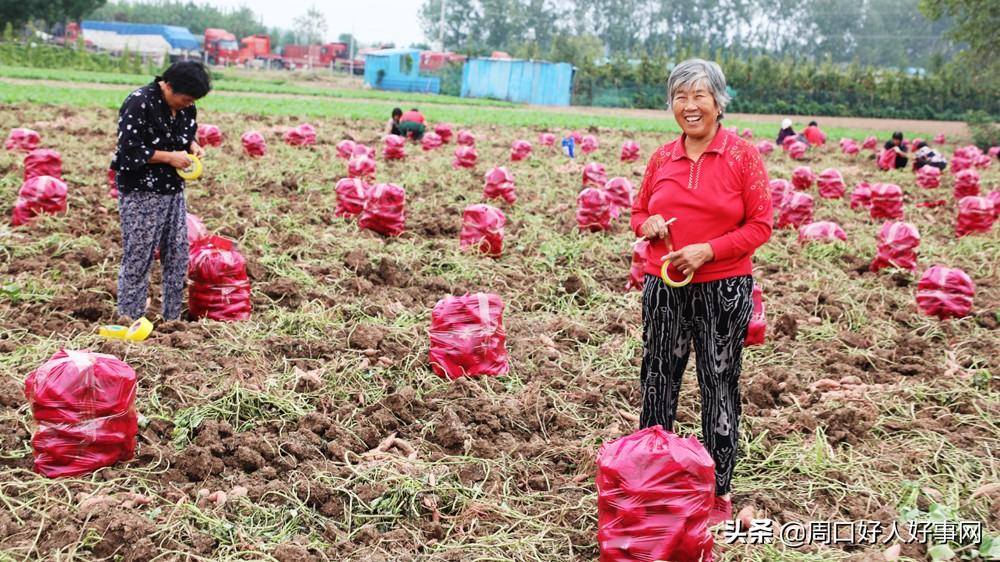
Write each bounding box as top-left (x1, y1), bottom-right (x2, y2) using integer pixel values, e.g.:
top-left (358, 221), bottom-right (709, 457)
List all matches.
top-left (1, 0), bottom-right (107, 29)
top-left (920, 0), bottom-right (1000, 76)
top-left (292, 5), bottom-right (327, 44)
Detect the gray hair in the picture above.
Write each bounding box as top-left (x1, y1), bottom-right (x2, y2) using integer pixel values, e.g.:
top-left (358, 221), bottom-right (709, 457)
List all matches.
top-left (667, 58), bottom-right (730, 117)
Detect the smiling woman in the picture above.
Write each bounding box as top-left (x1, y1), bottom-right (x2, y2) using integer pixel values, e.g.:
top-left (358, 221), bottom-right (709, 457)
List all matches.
top-left (629, 58), bottom-right (774, 527)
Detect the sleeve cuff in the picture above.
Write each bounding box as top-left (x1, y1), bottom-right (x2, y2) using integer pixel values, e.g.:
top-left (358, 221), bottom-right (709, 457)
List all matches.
top-left (708, 237), bottom-right (734, 261)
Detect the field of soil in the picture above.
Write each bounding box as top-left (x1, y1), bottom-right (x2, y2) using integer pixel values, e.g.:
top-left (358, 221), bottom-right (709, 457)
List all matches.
top-left (0, 100), bottom-right (998, 561)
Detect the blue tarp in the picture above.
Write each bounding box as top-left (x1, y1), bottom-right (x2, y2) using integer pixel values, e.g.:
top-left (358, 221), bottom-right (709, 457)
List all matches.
top-left (363, 49), bottom-right (440, 94)
top-left (461, 59), bottom-right (573, 106)
top-left (82, 21), bottom-right (201, 51)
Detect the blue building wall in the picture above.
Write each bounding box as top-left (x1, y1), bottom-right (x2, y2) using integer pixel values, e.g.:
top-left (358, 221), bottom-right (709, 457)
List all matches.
top-left (460, 59), bottom-right (573, 106)
top-left (82, 21), bottom-right (200, 51)
top-left (363, 49), bottom-right (441, 94)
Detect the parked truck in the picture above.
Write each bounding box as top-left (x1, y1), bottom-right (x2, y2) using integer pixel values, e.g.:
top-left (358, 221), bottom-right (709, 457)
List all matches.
top-left (237, 34), bottom-right (284, 68)
top-left (203, 28), bottom-right (239, 65)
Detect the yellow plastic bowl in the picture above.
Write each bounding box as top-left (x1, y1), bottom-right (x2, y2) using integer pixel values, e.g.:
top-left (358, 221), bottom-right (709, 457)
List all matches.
top-left (660, 260), bottom-right (694, 288)
top-left (125, 317), bottom-right (154, 341)
top-left (176, 153), bottom-right (203, 180)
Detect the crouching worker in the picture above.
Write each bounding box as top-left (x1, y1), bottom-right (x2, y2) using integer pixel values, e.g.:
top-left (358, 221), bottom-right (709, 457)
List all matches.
top-left (398, 108), bottom-right (426, 140)
top-left (111, 61), bottom-right (212, 321)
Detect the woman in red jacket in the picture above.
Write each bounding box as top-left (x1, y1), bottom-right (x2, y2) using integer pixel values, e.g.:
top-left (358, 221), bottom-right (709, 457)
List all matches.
top-left (631, 58), bottom-right (773, 526)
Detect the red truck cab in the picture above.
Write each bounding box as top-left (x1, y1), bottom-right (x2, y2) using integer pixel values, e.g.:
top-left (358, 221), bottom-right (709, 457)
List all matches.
top-left (204, 28), bottom-right (239, 65)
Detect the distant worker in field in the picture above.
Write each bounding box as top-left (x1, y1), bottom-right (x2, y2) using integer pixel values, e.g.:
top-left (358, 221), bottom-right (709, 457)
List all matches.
top-left (912, 141), bottom-right (947, 171)
top-left (776, 118), bottom-right (796, 146)
top-left (883, 131), bottom-right (909, 170)
top-left (398, 107), bottom-right (427, 140)
top-left (631, 58), bottom-right (772, 527)
top-left (110, 61), bottom-right (211, 321)
top-left (386, 107), bottom-right (403, 136)
top-left (802, 120), bottom-right (827, 146)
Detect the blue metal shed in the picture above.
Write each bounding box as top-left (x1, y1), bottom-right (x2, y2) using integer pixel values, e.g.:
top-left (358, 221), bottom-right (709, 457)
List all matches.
top-left (460, 59), bottom-right (574, 106)
top-left (82, 21), bottom-right (201, 51)
top-left (363, 48), bottom-right (441, 94)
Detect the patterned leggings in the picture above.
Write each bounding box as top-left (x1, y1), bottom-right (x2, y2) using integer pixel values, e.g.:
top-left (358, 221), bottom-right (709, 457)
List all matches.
top-left (640, 274), bottom-right (754, 496)
top-left (117, 191), bottom-right (188, 320)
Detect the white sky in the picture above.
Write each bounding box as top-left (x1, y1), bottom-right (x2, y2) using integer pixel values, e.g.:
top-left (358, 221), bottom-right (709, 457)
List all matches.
top-left (205, 0), bottom-right (427, 47)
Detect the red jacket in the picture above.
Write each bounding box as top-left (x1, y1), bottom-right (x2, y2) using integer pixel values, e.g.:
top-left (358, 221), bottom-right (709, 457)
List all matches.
top-left (631, 128), bottom-right (773, 283)
top-left (400, 110), bottom-right (425, 124)
top-left (803, 125), bottom-right (827, 146)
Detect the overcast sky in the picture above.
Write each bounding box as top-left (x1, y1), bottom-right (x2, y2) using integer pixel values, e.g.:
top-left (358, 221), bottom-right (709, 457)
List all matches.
top-left (207, 0), bottom-right (427, 46)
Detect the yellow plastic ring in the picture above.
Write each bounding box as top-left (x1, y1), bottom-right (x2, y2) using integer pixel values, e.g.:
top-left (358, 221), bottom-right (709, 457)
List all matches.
top-left (176, 153), bottom-right (203, 180)
top-left (660, 260), bottom-right (694, 288)
top-left (125, 317), bottom-right (154, 342)
top-left (99, 324), bottom-right (129, 339)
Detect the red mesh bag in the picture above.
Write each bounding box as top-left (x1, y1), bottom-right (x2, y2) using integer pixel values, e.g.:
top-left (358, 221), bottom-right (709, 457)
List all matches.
top-left (869, 183), bottom-right (903, 220)
top-left (434, 124), bottom-right (453, 143)
top-left (987, 191), bottom-right (1000, 218)
top-left (428, 293), bottom-right (509, 380)
top-left (862, 136), bottom-right (878, 150)
top-left (457, 130), bottom-right (476, 146)
top-left (24, 349), bottom-right (138, 478)
top-left (335, 139), bottom-right (357, 159)
top-left (539, 132), bottom-right (556, 146)
top-left (781, 136), bottom-right (797, 151)
top-left (241, 131), bottom-right (267, 157)
top-left (791, 166), bottom-right (815, 191)
top-left (188, 236), bottom-right (252, 321)
top-left (916, 166), bottom-right (941, 189)
top-left (870, 221), bottom-right (920, 273)
top-left (917, 199), bottom-right (947, 209)
top-left (776, 192), bottom-right (814, 229)
top-left (620, 141), bottom-right (641, 162)
top-left (934, 134), bottom-right (946, 144)
top-left (955, 145), bottom-right (983, 160)
top-left (744, 282), bottom-right (766, 346)
top-left (911, 138), bottom-right (925, 148)
top-left (788, 141), bottom-right (808, 160)
top-left (12, 175), bottom-right (67, 226)
top-left (153, 212), bottom-right (208, 261)
top-left (916, 266), bottom-right (975, 320)
top-left (596, 425), bottom-right (715, 562)
top-left (348, 155), bottom-right (377, 180)
top-left (358, 183), bottom-right (406, 237)
top-left (769, 179), bottom-right (791, 209)
top-left (197, 124), bottom-right (222, 147)
top-left (755, 140), bottom-right (775, 155)
top-left (5, 128), bottom-right (41, 152)
top-left (383, 134), bottom-right (407, 160)
top-left (483, 166), bottom-right (516, 204)
top-left (839, 138), bottom-right (858, 153)
top-left (583, 162), bottom-right (608, 187)
top-left (950, 157), bottom-right (972, 174)
top-left (581, 134), bottom-right (599, 154)
top-left (850, 182), bottom-right (872, 210)
top-left (877, 148), bottom-right (898, 171)
top-left (956, 196), bottom-right (996, 237)
top-left (953, 169), bottom-right (980, 199)
top-left (604, 177), bottom-right (635, 219)
top-left (989, 147), bottom-right (1000, 158)
top-left (283, 123), bottom-right (316, 146)
top-left (798, 221), bottom-right (847, 244)
top-left (453, 146), bottom-right (478, 169)
top-left (974, 154), bottom-right (992, 169)
top-left (741, 128), bottom-right (753, 139)
top-left (460, 204), bottom-right (506, 256)
top-left (352, 143), bottom-right (376, 159)
top-left (24, 149), bottom-right (62, 181)
top-left (626, 240), bottom-right (652, 291)
top-left (817, 168), bottom-right (845, 198)
top-left (422, 132), bottom-right (444, 151)
top-left (510, 140), bottom-right (532, 161)
top-left (107, 168), bottom-right (118, 199)
top-left (577, 188), bottom-right (612, 232)
top-left (569, 130), bottom-right (583, 144)
top-left (335, 178), bottom-right (371, 218)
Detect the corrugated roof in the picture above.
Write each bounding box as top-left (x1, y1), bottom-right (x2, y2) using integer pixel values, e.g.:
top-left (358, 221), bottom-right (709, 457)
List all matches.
top-left (82, 20), bottom-right (200, 51)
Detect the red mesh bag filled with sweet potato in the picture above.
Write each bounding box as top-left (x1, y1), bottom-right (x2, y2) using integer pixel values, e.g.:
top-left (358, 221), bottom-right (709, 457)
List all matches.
top-left (460, 204), bottom-right (506, 256)
top-left (953, 169), bottom-right (980, 199)
top-left (24, 149), bottom-right (62, 181)
top-left (483, 166), bottom-right (516, 204)
top-left (5, 128), bottom-right (41, 152)
top-left (434, 124), bottom-right (453, 143)
top-left (453, 146), bottom-right (478, 169)
top-left (107, 168), bottom-right (118, 199)
top-left (769, 179), bottom-right (790, 209)
top-left (577, 187), bottom-right (612, 232)
top-left (335, 177), bottom-right (371, 218)
top-left (626, 240), bottom-right (652, 291)
top-left (863, 136), bottom-right (878, 150)
top-left (581, 134), bottom-right (599, 154)
top-left (955, 196), bottom-right (995, 237)
top-left (791, 166), bottom-right (815, 190)
top-left (457, 130), bottom-right (476, 146)
top-left (336, 139), bottom-right (357, 159)
top-left (421, 132), bottom-right (443, 151)
top-left (188, 236), bottom-right (252, 321)
top-left (741, 128), bottom-right (753, 139)
top-left (383, 135), bottom-right (407, 160)
top-left (353, 143), bottom-right (375, 159)
top-left (197, 124), bottom-right (222, 148)
top-left (348, 155), bottom-right (377, 180)
top-left (973, 154), bottom-right (991, 169)
top-left (916, 166), bottom-right (941, 189)
top-left (916, 266), bottom-right (975, 320)
top-left (604, 177), bottom-right (634, 219)
top-left (511, 140), bottom-right (532, 161)
top-left (870, 221), bottom-right (920, 273)
top-left (987, 191), bottom-right (1000, 219)
top-left (284, 123), bottom-right (316, 146)
top-left (776, 192), bottom-right (813, 229)
top-left (596, 425), bottom-right (716, 562)
top-left (24, 349), bottom-right (138, 478)
top-left (569, 130), bottom-right (583, 144)
top-left (428, 293), bottom-right (509, 380)
top-left (620, 141), bottom-right (640, 162)
top-left (934, 133), bottom-right (946, 144)
top-left (755, 140), bottom-right (775, 155)
top-left (798, 221), bottom-right (847, 244)
top-left (745, 282), bottom-right (766, 346)
top-left (538, 132), bottom-right (556, 146)
top-left (358, 183), bottom-right (406, 237)
top-left (11, 175), bottom-right (67, 226)
top-left (787, 141), bottom-right (808, 160)
top-left (817, 168), bottom-right (845, 199)
top-left (583, 162), bottom-right (608, 187)
top-left (869, 183), bottom-right (903, 220)
top-left (850, 182), bottom-right (872, 211)
top-left (241, 131), bottom-right (267, 158)
top-left (839, 138), bottom-right (859, 155)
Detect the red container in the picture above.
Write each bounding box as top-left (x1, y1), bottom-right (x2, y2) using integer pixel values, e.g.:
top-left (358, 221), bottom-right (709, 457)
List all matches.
top-left (188, 236), bottom-right (252, 321)
top-left (5, 127), bottom-right (41, 152)
top-left (581, 134), bottom-right (599, 154)
top-left (816, 168), bottom-right (845, 198)
top-left (24, 149), bottom-right (62, 181)
top-left (583, 162), bottom-right (608, 187)
top-left (538, 132), bottom-right (556, 146)
top-left (241, 131), bottom-right (267, 157)
top-left (603, 177), bottom-right (635, 219)
top-left (755, 140), bottom-right (775, 155)
top-left (483, 166), bottom-right (516, 204)
top-left (916, 266), bottom-right (975, 320)
top-left (915, 166), bottom-right (941, 189)
top-left (358, 183), bottom-right (406, 237)
top-left (421, 132), bottom-right (444, 151)
top-left (335, 139), bottom-right (357, 159)
top-left (953, 169), bottom-right (980, 199)
top-left (510, 139), bottom-right (532, 161)
top-left (869, 183), bottom-right (903, 220)
top-left (453, 146), bottom-right (478, 169)
top-left (620, 141), bottom-right (641, 162)
top-left (457, 130), bottom-right (476, 146)
top-left (434, 124), bottom-right (454, 143)
top-left (870, 221), bottom-right (920, 273)
top-left (383, 134), bottom-right (407, 160)
top-left (577, 188), bottom-right (612, 232)
top-left (850, 182), bottom-right (872, 210)
top-left (460, 204), bottom-right (506, 256)
top-left (955, 196), bottom-right (995, 237)
top-left (11, 175), bottom-right (67, 226)
top-left (862, 136), bottom-right (878, 150)
top-left (197, 124), bottom-right (222, 147)
top-left (769, 179), bottom-right (791, 209)
top-left (791, 166), bottom-right (816, 191)
top-left (428, 293), bottom-right (509, 379)
top-left (348, 155), bottom-right (377, 180)
top-left (787, 141), bottom-right (808, 160)
top-left (283, 123), bottom-right (316, 146)
top-left (335, 178), bottom-right (371, 218)
top-left (776, 192), bottom-right (814, 229)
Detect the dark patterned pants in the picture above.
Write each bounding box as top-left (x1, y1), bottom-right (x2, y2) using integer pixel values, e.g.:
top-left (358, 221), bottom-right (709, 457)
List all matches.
top-left (640, 274), bottom-right (754, 496)
top-left (117, 191), bottom-right (188, 320)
